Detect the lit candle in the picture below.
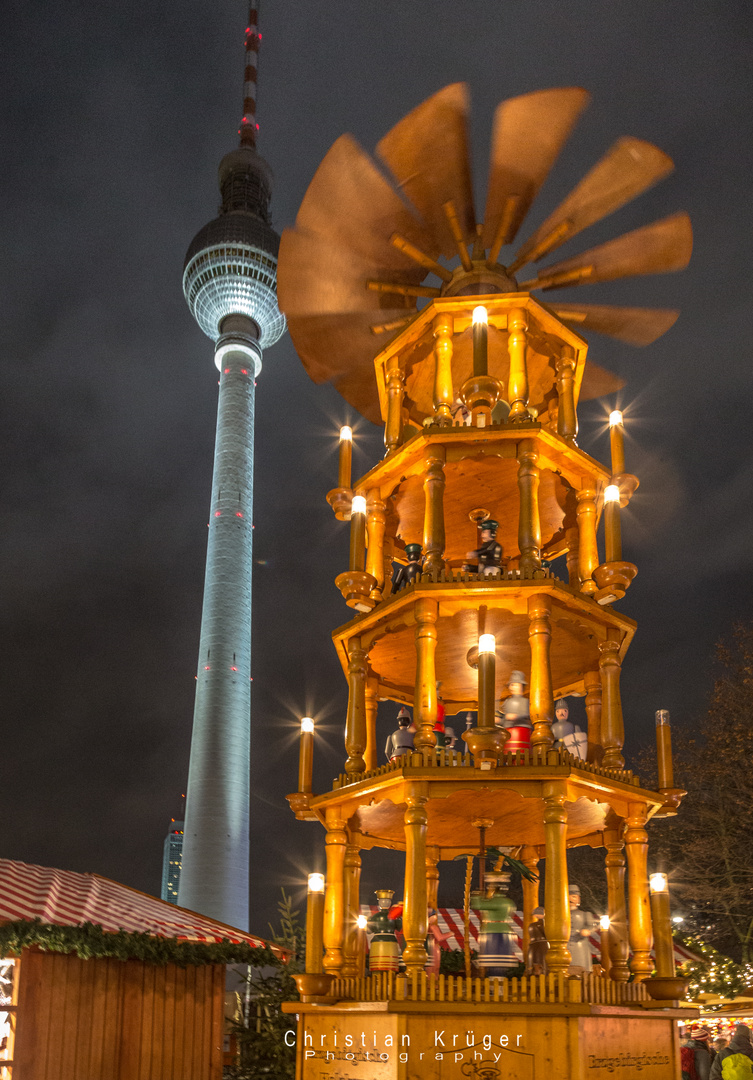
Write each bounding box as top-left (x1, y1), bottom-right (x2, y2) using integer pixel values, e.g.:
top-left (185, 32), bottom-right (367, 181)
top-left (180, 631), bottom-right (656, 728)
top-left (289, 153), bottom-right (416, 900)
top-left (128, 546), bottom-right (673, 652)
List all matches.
top-left (338, 426), bottom-right (353, 489)
top-left (298, 717), bottom-right (315, 794)
top-left (599, 915), bottom-right (611, 978)
top-left (603, 484), bottom-right (622, 563)
top-left (306, 873), bottom-right (326, 974)
top-left (356, 913), bottom-right (368, 977)
top-left (649, 873), bottom-right (674, 977)
top-left (349, 494), bottom-right (367, 571)
top-left (609, 411), bottom-right (625, 476)
top-left (472, 306), bottom-right (488, 377)
top-left (477, 634), bottom-right (496, 730)
top-left (655, 710), bottom-right (674, 792)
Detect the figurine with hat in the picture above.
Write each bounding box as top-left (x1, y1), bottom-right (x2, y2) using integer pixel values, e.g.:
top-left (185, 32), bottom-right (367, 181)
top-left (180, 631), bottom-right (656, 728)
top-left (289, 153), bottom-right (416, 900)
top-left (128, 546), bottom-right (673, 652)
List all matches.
top-left (568, 883), bottom-right (598, 972)
top-left (385, 706), bottom-right (414, 761)
top-left (392, 543), bottom-right (423, 592)
top-left (527, 906), bottom-right (548, 974)
top-left (552, 698), bottom-right (588, 760)
top-left (367, 890), bottom-right (402, 972)
top-left (464, 519), bottom-right (503, 577)
top-left (496, 671), bottom-right (532, 753)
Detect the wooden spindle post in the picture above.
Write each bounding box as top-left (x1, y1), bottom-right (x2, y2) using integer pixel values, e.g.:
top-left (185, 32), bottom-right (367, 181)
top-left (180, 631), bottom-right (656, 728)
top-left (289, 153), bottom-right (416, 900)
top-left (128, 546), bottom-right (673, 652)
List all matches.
top-left (584, 669), bottom-right (603, 764)
top-left (507, 308), bottom-right (530, 420)
top-left (576, 485), bottom-right (598, 595)
top-left (341, 842), bottom-right (362, 977)
top-left (413, 599), bottom-right (438, 752)
top-left (517, 439), bottom-right (541, 575)
top-left (603, 828), bottom-right (630, 982)
top-left (344, 639), bottom-right (367, 776)
top-left (528, 594), bottom-right (554, 749)
top-left (365, 493), bottom-right (387, 601)
top-left (556, 345), bottom-right (577, 442)
top-left (323, 810), bottom-right (348, 975)
top-left (364, 677), bottom-right (378, 772)
top-left (403, 784), bottom-right (429, 973)
top-left (599, 630), bottom-right (625, 769)
top-left (385, 355), bottom-right (405, 453)
top-left (521, 845), bottom-right (540, 971)
top-left (423, 446), bottom-right (446, 575)
top-left (543, 783), bottom-right (571, 972)
top-left (625, 804), bottom-right (653, 981)
top-left (433, 313), bottom-right (454, 425)
top-left (565, 525), bottom-right (581, 589)
top-left (426, 846), bottom-right (440, 912)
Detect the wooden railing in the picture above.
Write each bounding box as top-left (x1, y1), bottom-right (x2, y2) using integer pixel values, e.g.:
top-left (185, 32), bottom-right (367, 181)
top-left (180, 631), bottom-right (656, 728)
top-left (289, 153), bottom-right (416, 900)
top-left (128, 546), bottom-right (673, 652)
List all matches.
top-left (332, 747), bottom-right (642, 790)
top-left (327, 970), bottom-right (648, 1007)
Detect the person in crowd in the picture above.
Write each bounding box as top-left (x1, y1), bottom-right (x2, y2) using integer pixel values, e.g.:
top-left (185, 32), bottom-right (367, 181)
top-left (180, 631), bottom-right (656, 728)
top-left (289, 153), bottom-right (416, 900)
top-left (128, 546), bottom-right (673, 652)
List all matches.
top-left (710, 1023), bottom-right (753, 1080)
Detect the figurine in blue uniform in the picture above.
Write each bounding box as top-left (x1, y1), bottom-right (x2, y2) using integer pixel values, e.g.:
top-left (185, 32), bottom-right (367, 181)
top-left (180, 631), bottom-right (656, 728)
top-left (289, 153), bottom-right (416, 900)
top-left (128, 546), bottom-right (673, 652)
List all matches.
top-left (392, 544), bottom-right (423, 592)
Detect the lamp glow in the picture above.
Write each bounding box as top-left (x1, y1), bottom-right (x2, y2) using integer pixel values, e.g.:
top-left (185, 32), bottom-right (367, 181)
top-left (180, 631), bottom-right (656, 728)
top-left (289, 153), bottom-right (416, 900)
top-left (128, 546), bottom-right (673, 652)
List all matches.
top-left (650, 872), bottom-right (669, 894)
top-left (609, 411), bottom-right (623, 428)
top-left (478, 634), bottom-right (496, 654)
top-left (472, 306), bottom-right (488, 326)
top-left (338, 427), bottom-right (353, 488)
top-left (351, 495), bottom-right (366, 516)
top-left (308, 873), bottom-right (325, 893)
top-left (600, 915), bottom-right (611, 931)
top-left (340, 426), bottom-right (352, 442)
top-left (356, 914), bottom-right (368, 930)
top-left (672, 916), bottom-right (684, 924)
top-left (300, 717), bottom-right (315, 734)
top-left (604, 485), bottom-right (620, 504)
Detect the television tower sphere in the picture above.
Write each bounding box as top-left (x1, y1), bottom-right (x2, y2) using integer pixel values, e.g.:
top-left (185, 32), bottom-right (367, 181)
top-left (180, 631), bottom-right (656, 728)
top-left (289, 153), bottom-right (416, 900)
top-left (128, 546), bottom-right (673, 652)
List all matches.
top-left (183, 146), bottom-right (286, 354)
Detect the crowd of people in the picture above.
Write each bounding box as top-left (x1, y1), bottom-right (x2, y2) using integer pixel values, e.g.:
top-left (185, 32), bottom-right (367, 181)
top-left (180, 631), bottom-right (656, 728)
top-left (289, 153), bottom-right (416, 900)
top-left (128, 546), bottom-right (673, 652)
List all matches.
top-left (681, 1023), bottom-right (753, 1080)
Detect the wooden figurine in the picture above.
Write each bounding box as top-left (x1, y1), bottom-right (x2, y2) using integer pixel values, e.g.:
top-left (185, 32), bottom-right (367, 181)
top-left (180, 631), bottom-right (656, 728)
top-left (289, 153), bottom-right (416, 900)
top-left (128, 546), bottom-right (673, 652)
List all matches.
top-left (392, 543), bottom-right (423, 592)
top-left (473, 870), bottom-right (520, 976)
top-left (527, 906), bottom-right (549, 974)
top-left (463, 519), bottom-right (503, 577)
top-left (568, 884), bottom-right (598, 972)
top-left (497, 670), bottom-right (532, 752)
top-left (552, 698), bottom-right (588, 760)
top-left (367, 890), bottom-right (402, 973)
top-left (385, 708), bottom-right (414, 761)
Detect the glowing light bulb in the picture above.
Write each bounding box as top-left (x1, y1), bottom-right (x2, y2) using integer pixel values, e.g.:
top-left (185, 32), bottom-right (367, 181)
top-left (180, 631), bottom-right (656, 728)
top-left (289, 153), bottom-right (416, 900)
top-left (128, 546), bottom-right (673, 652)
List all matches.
top-left (609, 410), bottom-right (623, 428)
top-left (478, 634), bottom-right (496, 654)
top-left (472, 306), bottom-right (488, 326)
top-left (604, 484), bottom-right (620, 504)
top-left (600, 915), bottom-right (611, 931)
top-left (650, 873), bottom-right (669, 893)
top-left (300, 717), bottom-right (315, 734)
top-left (308, 873), bottom-right (325, 893)
top-left (356, 915), bottom-right (368, 930)
top-left (351, 495), bottom-right (366, 516)
top-left (340, 426), bottom-right (352, 442)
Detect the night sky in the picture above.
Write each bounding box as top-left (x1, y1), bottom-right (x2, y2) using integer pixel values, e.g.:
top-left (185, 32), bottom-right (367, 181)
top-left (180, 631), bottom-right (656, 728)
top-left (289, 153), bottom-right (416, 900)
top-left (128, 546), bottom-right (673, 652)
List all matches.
top-left (2, 1), bottom-right (751, 934)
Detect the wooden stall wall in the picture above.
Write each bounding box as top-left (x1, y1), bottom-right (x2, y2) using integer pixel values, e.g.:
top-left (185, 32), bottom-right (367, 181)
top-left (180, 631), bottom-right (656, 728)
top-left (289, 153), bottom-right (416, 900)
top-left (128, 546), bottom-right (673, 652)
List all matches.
top-left (12, 950), bottom-right (224, 1080)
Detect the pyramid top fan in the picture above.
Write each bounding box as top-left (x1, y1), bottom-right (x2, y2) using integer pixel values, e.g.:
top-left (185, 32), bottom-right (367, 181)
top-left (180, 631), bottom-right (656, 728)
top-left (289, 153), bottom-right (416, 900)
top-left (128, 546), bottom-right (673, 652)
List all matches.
top-left (278, 85), bottom-right (691, 424)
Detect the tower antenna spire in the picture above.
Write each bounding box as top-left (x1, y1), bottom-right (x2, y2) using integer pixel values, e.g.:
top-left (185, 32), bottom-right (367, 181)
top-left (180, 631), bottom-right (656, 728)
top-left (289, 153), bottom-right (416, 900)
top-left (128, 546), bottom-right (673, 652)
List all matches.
top-left (239, 3), bottom-right (261, 148)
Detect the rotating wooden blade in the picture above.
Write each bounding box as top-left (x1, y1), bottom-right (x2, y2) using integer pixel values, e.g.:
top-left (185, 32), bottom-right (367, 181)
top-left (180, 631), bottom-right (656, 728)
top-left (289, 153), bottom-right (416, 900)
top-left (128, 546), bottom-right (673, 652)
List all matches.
top-left (579, 362), bottom-right (625, 401)
top-left (522, 212), bottom-right (693, 290)
top-left (550, 303), bottom-right (679, 345)
top-left (512, 137), bottom-right (675, 269)
top-left (482, 87), bottom-right (590, 256)
top-left (377, 83), bottom-right (475, 260)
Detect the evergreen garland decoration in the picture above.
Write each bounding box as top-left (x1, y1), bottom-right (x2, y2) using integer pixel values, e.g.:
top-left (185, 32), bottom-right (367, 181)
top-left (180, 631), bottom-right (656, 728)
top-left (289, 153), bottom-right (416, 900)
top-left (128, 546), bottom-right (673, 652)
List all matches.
top-left (678, 933), bottom-right (753, 1003)
top-left (0, 919), bottom-right (282, 968)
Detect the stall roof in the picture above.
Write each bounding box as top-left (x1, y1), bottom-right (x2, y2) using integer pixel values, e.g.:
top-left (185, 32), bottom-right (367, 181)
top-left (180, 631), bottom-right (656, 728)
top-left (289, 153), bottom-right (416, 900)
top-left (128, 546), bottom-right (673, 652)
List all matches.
top-left (0, 859), bottom-right (283, 955)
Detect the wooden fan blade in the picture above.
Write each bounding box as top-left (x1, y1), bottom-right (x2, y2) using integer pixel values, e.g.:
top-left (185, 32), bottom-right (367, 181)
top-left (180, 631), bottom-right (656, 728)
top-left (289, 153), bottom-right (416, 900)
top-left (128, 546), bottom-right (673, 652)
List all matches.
top-left (278, 227), bottom-right (419, 317)
top-left (294, 134), bottom-right (438, 264)
top-left (377, 83), bottom-right (475, 260)
top-left (527, 212), bottom-right (693, 289)
top-left (482, 87), bottom-right (590, 254)
top-left (579, 362), bottom-right (625, 401)
top-left (514, 137), bottom-right (675, 267)
top-left (550, 303), bottom-right (680, 345)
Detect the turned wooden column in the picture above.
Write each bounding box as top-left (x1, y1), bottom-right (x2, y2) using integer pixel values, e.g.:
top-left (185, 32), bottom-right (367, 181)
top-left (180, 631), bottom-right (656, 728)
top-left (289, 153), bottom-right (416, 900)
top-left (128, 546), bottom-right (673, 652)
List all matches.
top-left (556, 344), bottom-right (578, 442)
top-left (323, 809), bottom-right (348, 974)
top-left (625, 804), bottom-right (653, 981)
top-left (576, 484), bottom-right (598, 595)
top-left (507, 307), bottom-right (530, 420)
top-left (543, 783), bottom-right (571, 972)
top-left (426, 846), bottom-right (440, 912)
top-left (517, 439), bottom-right (541, 575)
top-left (599, 630), bottom-right (625, 769)
top-left (604, 828), bottom-right (630, 982)
top-left (344, 638), bottom-right (367, 776)
top-left (433, 313), bottom-right (454, 425)
top-left (365, 493), bottom-right (387, 601)
top-left (341, 842), bottom-right (362, 977)
top-left (364, 677), bottom-right (378, 772)
top-left (521, 845), bottom-right (540, 970)
top-left (565, 525), bottom-right (580, 589)
top-left (584, 669), bottom-right (603, 764)
top-left (403, 783), bottom-right (429, 972)
top-left (413, 598), bottom-right (438, 752)
top-left (385, 355), bottom-right (405, 453)
top-left (423, 446), bottom-right (446, 575)
top-left (528, 594), bottom-right (554, 750)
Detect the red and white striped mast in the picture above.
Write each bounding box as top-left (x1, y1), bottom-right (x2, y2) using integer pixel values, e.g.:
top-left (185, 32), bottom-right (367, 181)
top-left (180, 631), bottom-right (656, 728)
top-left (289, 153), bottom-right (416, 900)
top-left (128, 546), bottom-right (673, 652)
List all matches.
top-left (239, 4), bottom-right (260, 148)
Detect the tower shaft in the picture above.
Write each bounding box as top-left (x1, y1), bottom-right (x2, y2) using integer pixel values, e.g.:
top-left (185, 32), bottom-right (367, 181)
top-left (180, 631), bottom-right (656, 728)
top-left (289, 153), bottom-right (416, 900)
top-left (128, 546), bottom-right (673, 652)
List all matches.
top-left (178, 324), bottom-right (260, 930)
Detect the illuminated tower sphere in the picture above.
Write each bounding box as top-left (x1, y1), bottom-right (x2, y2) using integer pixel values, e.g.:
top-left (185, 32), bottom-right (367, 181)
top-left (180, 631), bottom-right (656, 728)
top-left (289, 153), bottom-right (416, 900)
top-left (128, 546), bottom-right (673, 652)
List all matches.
top-left (178, 4), bottom-right (284, 931)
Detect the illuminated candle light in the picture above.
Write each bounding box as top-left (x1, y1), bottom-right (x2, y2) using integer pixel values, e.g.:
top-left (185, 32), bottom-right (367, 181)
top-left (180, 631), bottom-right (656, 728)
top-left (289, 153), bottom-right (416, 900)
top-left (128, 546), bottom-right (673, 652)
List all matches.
top-left (609, 411), bottom-right (625, 476)
top-left (649, 873), bottom-right (674, 977)
top-left (338, 426), bottom-right (353, 489)
top-left (356, 913), bottom-right (368, 977)
top-left (472, 306), bottom-right (488, 377)
top-left (655, 710), bottom-right (674, 792)
top-left (349, 494), bottom-right (367, 571)
top-left (599, 915), bottom-right (611, 978)
top-left (306, 873), bottom-right (326, 974)
top-left (298, 717), bottom-right (315, 794)
top-left (477, 634), bottom-right (496, 730)
top-left (603, 484), bottom-right (622, 563)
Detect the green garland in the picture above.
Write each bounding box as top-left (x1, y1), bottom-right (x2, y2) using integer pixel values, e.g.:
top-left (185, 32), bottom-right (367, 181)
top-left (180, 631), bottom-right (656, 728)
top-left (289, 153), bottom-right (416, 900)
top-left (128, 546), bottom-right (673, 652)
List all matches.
top-left (677, 934), bottom-right (753, 1004)
top-left (0, 919), bottom-right (283, 968)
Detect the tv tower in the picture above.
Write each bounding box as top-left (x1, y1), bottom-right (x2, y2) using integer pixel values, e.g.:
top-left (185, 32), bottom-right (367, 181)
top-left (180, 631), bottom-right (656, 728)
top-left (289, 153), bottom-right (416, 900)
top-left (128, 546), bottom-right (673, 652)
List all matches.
top-left (178, 3), bottom-right (284, 930)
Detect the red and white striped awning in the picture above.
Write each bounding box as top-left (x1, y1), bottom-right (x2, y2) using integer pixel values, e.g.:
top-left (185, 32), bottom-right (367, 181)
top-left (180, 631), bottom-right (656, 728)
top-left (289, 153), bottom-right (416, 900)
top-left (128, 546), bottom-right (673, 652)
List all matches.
top-left (362, 906), bottom-right (701, 966)
top-left (0, 859), bottom-right (282, 955)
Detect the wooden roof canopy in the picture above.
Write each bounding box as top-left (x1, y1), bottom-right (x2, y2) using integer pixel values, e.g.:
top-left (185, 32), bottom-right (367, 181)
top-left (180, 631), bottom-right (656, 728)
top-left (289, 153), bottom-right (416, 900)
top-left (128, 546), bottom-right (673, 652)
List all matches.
top-left (277, 84), bottom-right (692, 424)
